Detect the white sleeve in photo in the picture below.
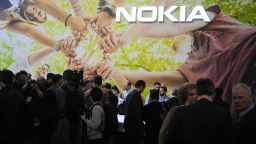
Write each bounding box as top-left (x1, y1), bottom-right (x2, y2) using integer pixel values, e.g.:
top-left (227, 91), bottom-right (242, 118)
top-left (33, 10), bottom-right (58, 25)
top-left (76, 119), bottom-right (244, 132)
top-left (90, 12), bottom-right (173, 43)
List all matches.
top-left (7, 56), bottom-right (31, 73)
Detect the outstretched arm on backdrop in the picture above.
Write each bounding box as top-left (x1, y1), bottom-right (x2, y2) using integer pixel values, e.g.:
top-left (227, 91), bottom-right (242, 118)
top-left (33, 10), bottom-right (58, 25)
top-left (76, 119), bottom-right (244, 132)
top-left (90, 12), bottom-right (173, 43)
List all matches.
top-left (6, 21), bottom-right (80, 57)
top-left (8, 36), bottom-right (78, 73)
top-left (69, 0), bottom-right (85, 16)
top-left (99, 0), bottom-right (217, 53)
top-left (96, 0), bottom-right (176, 53)
top-left (29, 36), bottom-right (78, 65)
top-left (7, 22), bottom-right (56, 48)
top-left (32, 0), bottom-right (90, 34)
top-left (93, 0), bottom-right (126, 27)
top-left (83, 59), bottom-right (187, 90)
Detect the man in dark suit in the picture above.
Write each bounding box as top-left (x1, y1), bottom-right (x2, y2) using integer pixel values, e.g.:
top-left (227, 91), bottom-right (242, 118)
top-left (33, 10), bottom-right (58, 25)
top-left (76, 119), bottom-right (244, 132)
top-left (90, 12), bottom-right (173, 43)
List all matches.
top-left (167, 78), bottom-right (232, 144)
top-left (0, 70), bottom-right (25, 144)
top-left (232, 83), bottom-right (256, 144)
top-left (124, 80), bottom-right (145, 144)
top-left (143, 90), bottom-right (163, 144)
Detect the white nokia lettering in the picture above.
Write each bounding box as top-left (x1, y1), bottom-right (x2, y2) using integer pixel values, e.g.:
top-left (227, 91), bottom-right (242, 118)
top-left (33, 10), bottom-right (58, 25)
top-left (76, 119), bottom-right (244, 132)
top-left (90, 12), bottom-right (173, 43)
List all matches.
top-left (116, 6), bottom-right (210, 23)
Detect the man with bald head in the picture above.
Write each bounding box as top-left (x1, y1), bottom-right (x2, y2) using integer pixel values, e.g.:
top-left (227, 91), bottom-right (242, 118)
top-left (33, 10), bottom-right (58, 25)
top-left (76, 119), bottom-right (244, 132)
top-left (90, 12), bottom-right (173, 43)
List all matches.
top-left (232, 83), bottom-right (256, 144)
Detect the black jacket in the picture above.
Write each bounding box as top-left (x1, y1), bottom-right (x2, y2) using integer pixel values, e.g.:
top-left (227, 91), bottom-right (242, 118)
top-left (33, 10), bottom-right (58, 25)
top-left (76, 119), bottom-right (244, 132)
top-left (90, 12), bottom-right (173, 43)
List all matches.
top-left (124, 90), bottom-right (144, 130)
top-left (0, 86), bottom-right (25, 142)
top-left (143, 101), bottom-right (163, 131)
top-left (143, 101), bottom-right (163, 144)
top-left (169, 98), bottom-right (233, 144)
top-left (62, 84), bottom-right (85, 122)
top-left (234, 105), bottom-right (256, 144)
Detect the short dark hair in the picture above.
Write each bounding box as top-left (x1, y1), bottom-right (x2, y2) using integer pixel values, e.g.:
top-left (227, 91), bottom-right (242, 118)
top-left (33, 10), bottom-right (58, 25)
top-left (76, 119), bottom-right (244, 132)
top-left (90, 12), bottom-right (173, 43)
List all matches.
top-left (47, 73), bottom-right (55, 80)
top-left (150, 89), bottom-right (159, 100)
top-left (0, 70), bottom-right (14, 85)
top-left (90, 87), bottom-right (102, 102)
top-left (196, 78), bottom-right (215, 96)
top-left (135, 80), bottom-right (146, 88)
top-left (154, 82), bottom-right (161, 86)
top-left (251, 81), bottom-right (256, 95)
top-left (15, 70), bottom-right (27, 79)
top-left (160, 86), bottom-right (167, 92)
top-left (112, 85), bottom-right (120, 93)
top-left (52, 74), bottom-right (62, 84)
top-left (215, 88), bottom-right (223, 98)
top-left (94, 75), bottom-right (102, 86)
top-left (126, 82), bottom-right (131, 86)
top-left (44, 64), bottom-right (50, 70)
top-left (63, 69), bottom-right (73, 81)
top-left (104, 82), bottom-right (111, 89)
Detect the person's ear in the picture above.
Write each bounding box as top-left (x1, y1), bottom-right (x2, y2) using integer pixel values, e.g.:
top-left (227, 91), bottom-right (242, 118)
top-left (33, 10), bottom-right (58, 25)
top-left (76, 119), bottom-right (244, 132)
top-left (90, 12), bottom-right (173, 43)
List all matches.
top-left (249, 95), bottom-right (253, 102)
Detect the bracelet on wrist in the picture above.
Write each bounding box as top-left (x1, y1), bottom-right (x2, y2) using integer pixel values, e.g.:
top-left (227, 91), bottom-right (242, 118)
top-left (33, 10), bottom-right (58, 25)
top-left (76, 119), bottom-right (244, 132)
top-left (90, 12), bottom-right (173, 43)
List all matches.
top-left (65, 14), bottom-right (72, 27)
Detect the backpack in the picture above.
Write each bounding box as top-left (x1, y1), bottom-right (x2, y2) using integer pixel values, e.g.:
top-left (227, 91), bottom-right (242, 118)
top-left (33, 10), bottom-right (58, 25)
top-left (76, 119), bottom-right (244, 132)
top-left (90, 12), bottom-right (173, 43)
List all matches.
top-left (91, 102), bottom-right (118, 139)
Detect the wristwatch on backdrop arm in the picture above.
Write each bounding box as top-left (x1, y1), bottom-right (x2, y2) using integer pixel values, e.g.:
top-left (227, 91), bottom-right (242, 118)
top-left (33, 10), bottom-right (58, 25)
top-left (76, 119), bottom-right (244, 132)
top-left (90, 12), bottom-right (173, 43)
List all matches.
top-left (97, 0), bottom-right (116, 18)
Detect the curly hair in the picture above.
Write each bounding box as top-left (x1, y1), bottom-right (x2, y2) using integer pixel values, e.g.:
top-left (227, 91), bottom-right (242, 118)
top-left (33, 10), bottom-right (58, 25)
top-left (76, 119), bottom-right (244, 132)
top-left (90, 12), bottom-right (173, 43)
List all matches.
top-left (178, 83), bottom-right (196, 104)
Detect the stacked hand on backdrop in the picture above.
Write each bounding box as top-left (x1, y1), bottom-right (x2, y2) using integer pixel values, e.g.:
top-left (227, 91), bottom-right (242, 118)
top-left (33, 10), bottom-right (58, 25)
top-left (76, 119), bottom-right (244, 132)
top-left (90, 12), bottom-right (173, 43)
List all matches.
top-left (64, 10), bottom-right (128, 81)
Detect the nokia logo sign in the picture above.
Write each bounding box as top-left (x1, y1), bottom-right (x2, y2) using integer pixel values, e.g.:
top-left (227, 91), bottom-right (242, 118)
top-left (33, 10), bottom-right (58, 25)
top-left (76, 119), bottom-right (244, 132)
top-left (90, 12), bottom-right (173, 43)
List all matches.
top-left (116, 6), bottom-right (210, 23)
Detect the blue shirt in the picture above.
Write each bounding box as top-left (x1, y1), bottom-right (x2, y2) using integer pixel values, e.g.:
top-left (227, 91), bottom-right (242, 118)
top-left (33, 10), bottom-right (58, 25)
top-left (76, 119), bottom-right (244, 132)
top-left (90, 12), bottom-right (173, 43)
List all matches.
top-left (145, 95), bottom-right (170, 105)
top-left (0, 0), bottom-right (21, 11)
top-left (159, 95), bottom-right (170, 102)
top-left (0, 0), bottom-right (13, 10)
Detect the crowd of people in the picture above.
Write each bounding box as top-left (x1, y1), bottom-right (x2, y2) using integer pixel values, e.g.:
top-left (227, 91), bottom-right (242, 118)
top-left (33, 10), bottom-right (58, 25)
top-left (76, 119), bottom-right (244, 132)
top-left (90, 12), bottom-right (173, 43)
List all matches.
top-left (0, 69), bottom-right (256, 144)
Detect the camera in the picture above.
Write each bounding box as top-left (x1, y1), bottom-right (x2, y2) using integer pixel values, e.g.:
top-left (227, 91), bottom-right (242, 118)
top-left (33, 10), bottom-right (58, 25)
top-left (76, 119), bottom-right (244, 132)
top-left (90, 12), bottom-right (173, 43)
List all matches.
top-left (28, 79), bottom-right (36, 88)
